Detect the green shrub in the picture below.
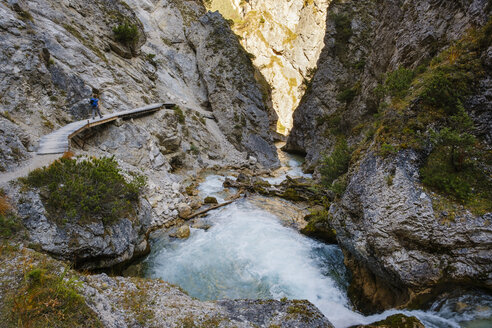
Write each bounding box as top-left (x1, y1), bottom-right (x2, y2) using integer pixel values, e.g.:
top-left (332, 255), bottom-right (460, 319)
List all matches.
top-left (421, 149), bottom-right (474, 201)
top-left (379, 143), bottom-right (398, 157)
top-left (332, 13), bottom-right (353, 56)
top-left (0, 213), bottom-right (22, 239)
top-left (336, 87), bottom-right (357, 103)
top-left (0, 194), bottom-right (22, 239)
top-left (190, 143), bottom-right (199, 155)
top-left (172, 105), bottom-right (185, 124)
top-left (319, 138), bottom-right (351, 188)
top-left (419, 69), bottom-right (469, 114)
top-left (420, 103), bottom-right (485, 201)
top-left (385, 67), bottom-right (415, 98)
top-left (22, 157), bottom-right (146, 224)
top-left (113, 22), bottom-right (139, 46)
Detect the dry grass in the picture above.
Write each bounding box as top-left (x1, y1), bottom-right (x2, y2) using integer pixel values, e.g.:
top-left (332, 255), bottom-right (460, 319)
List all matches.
top-left (0, 194), bottom-right (10, 217)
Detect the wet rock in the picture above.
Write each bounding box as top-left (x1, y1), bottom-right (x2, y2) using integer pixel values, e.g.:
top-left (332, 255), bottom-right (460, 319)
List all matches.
top-left (189, 198), bottom-right (202, 209)
top-left (204, 196), bottom-right (218, 204)
top-left (176, 225), bottom-right (190, 239)
top-left (225, 174), bottom-right (329, 205)
top-left (349, 314), bottom-right (424, 328)
top-left (177, 203), bottom-right (192, 219)
top-left (300, 210), bottom-right (337, 244)
top-left (192, 219), bottom-right (211, 231)
top-left (236, 173), bottom-right (250, 183)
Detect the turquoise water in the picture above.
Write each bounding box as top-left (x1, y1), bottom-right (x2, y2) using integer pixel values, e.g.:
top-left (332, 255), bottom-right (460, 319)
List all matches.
top-left (141, 196), bottom-right (491, 327)
top-left (139, 145), bottom-right (491, 327)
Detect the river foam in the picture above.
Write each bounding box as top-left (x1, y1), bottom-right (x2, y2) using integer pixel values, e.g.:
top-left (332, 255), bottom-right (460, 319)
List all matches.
top-left (142, 194), bottom-right (492, 328)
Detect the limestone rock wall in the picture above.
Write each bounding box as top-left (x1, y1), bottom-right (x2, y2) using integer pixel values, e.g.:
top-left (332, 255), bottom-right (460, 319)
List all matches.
top-left (0, 0), bottom-right (279, 171)
top-left (187, 11), bottom-right (280, 168)
top-left (206, 0), bottom-right (330, 134)
top-left (331, 150), bottom-right (492, 313)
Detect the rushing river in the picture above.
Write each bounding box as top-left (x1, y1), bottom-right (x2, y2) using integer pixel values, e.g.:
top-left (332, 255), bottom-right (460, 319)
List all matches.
top-left (134, 145), bottom-right (492, 328)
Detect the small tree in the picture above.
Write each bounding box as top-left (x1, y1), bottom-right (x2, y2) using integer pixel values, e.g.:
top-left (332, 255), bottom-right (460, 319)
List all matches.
top-left (421, 102), bottom-right (477, 200)
top-left (319, 138), bottom-right (351, 187)
top-left (430, 102), bottom-right (476, 171)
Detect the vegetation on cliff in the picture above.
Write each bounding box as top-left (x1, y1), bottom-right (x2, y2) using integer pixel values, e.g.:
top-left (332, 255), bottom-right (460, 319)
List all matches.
top-left (113, 21), bottom-right (139, 47)
top-left (0, 248), bottom-right (102, 328)
top-left (0, 191), bottom-right (22, 239)
top-left (22, 156), bottom-right (146, 224)
top-left (319, 138), bottom-right (351, 197)
top-left (348, 18), bottom-right (492, 214)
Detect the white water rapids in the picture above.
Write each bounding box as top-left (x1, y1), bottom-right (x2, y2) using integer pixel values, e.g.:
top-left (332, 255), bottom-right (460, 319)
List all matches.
top-left (135, 146), bottom-right (492, 328)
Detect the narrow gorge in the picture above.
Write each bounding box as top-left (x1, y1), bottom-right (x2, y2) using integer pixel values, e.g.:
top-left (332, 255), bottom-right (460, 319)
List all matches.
top-left (0, 0), bottom-right (491, 328)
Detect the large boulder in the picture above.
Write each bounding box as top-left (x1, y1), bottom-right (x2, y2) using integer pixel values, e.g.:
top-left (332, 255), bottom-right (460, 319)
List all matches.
top-left (16, 189), bottom-right (152, 270)
top-left (331, 150), bottom-right (492, 313)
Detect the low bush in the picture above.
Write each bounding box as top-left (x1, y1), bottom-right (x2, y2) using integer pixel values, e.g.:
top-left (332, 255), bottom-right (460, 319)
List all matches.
top-left (379, 143), bottom-right (398, 157)
top-left (336, 87), bottom-right (357, 103)
top-left (172, 105), bottom-right (185, 124)
top-left (419, 69), bottom-right (470, 114)
top-left (385, 67), bottom-right (415, 98)
top-left (22, 157), bottom-right (146, 224)
top-left (420, 103), bottom-right (488, 203)
top-left (331, 12), bottom-right (353, 57)
top-left (421, 149), bottom-right (474, 201)
top-left (113, 22), bottom-right (139, 46)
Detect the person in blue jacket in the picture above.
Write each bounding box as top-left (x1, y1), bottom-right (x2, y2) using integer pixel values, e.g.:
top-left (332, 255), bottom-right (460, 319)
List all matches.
top-left (89, 93), bottom-right (103, 119)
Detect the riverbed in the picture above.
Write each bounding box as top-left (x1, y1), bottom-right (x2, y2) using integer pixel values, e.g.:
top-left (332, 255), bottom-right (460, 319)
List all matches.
top-left (129, 145), bottom-right (492, 328)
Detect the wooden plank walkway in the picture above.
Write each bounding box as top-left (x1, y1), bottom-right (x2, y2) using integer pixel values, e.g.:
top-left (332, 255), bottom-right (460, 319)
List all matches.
top-left (37, 103), bottom-right (174, 154)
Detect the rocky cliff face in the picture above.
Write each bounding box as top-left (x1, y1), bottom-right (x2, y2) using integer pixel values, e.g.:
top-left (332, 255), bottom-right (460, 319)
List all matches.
top-left (187, 11), bottom-right (279, 167)
top-left (332, 150), bottom-right (492, 313)
top-left (286, 0), bottom-right (490, 165)
top-left (13, 187), bottom-right (152, 270)
top-left (0, 0), bottom-right (279, 170)
top-left (286, 0), bottom-right (492, 313)
top-left (205, 0), bottom-right (330, 133)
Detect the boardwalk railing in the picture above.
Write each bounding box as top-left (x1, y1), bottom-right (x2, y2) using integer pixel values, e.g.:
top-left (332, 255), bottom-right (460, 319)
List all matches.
top-left (37, 103), bottom-right (174, 155)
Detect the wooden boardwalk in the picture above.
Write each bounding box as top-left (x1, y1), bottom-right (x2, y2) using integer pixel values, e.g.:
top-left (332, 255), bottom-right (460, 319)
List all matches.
top-left (37, 103), bottom-right (174, 154)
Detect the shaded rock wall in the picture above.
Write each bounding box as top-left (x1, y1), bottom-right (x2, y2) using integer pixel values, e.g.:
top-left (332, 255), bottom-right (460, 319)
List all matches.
top-left (187, 11), bottom-right (280, 168)
top-left (286, 0), bottom-right (490, 165)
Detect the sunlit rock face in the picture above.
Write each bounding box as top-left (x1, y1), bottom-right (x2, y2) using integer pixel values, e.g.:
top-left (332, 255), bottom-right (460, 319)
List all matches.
top-left (205, 0), bottom-right (330, 134)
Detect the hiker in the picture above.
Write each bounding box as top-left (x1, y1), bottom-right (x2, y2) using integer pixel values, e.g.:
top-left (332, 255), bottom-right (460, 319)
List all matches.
top-left (89, 93), bottom-right (103, 119)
